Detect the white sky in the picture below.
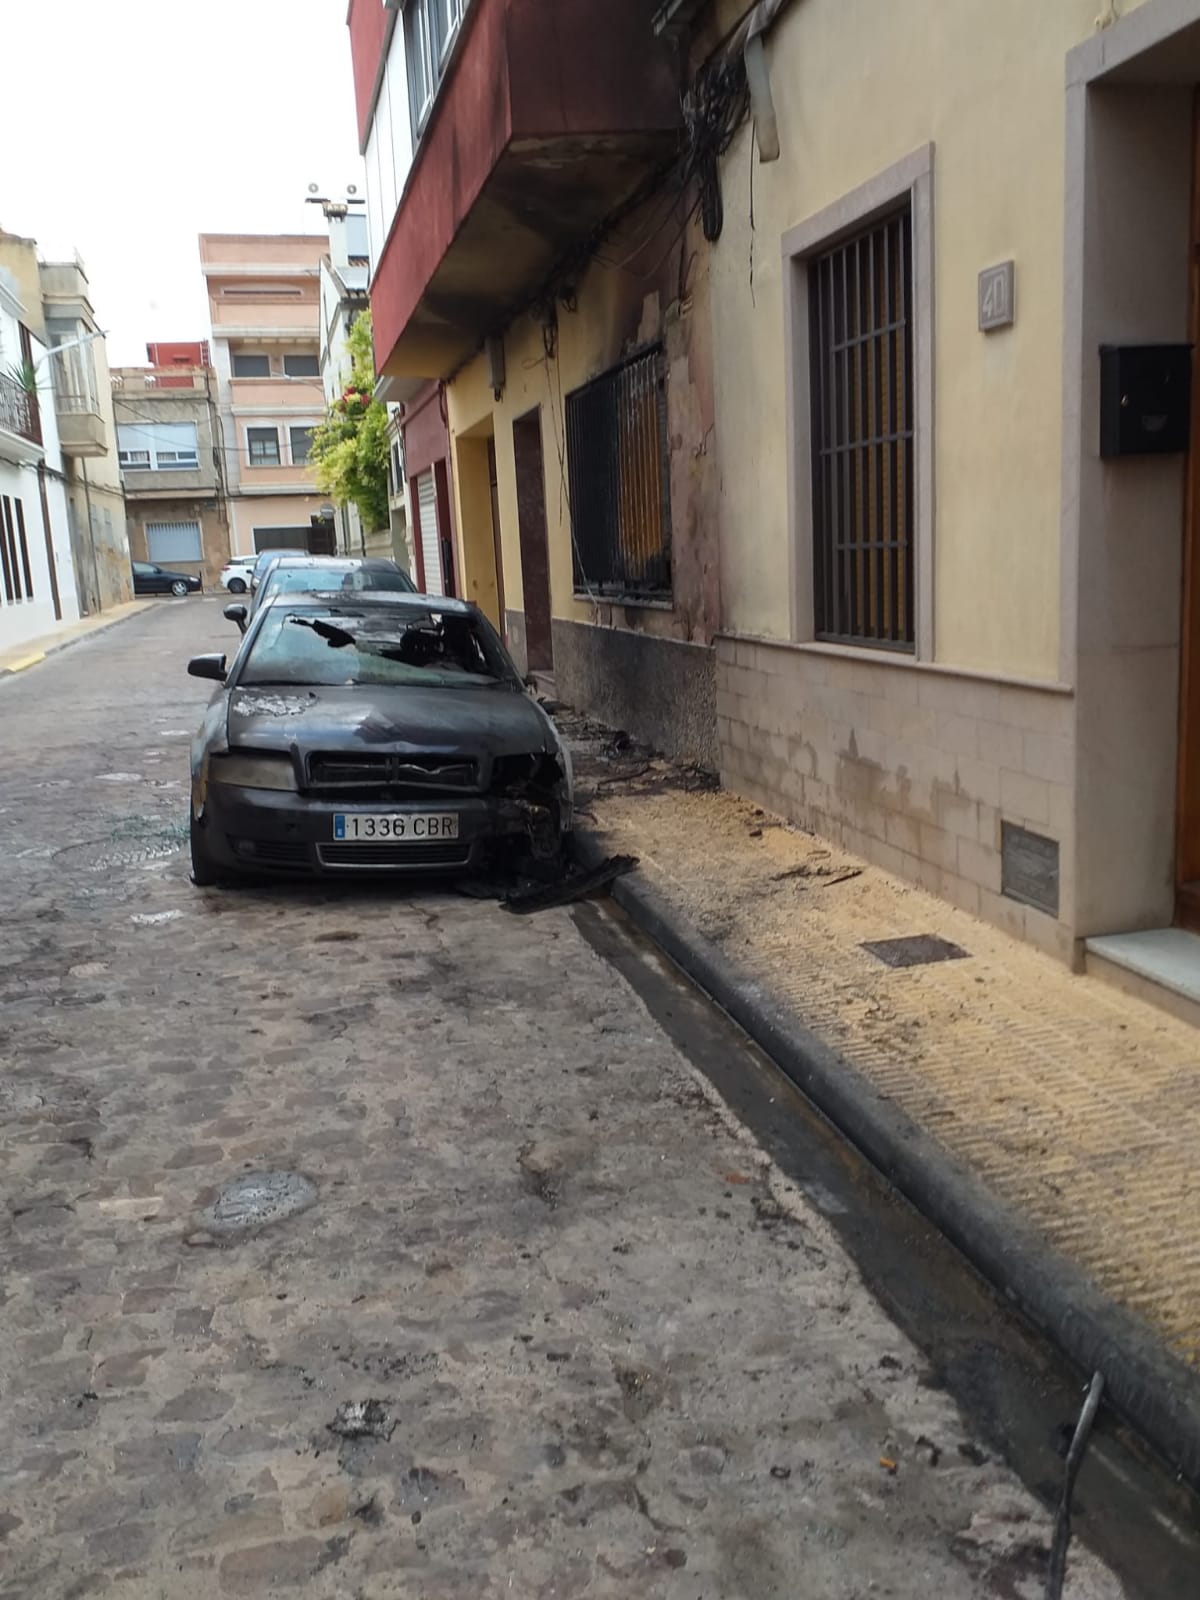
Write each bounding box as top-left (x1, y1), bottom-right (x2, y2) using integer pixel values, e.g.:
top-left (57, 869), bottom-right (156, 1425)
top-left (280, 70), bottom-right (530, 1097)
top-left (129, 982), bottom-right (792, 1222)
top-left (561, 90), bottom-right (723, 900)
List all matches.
top-left (0, 0), bottom-right (364, 365)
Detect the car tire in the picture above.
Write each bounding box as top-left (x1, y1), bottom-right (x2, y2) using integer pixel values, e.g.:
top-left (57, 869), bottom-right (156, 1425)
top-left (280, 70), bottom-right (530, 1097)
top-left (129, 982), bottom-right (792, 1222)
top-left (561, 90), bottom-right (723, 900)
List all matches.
top-left (171, 580), bottom-right (189, 598)
top-left (228, 577), bottom-right (247, 594)
top-left (189, 813), bottom-right (225, 887)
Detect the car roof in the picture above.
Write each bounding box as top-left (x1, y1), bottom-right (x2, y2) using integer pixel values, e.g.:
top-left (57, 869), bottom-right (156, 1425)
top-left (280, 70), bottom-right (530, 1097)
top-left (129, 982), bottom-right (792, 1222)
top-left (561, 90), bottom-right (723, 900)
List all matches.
top-left (263, 556), bottom-right (401, 571)
top-left (258, 590), bottom-right (475, 617)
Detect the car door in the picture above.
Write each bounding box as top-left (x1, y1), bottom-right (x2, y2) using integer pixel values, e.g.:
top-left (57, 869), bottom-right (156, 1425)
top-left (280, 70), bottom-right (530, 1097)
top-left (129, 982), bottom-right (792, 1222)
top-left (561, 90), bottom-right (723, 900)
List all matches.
top-left (131, 562), bottom-right (159, 595)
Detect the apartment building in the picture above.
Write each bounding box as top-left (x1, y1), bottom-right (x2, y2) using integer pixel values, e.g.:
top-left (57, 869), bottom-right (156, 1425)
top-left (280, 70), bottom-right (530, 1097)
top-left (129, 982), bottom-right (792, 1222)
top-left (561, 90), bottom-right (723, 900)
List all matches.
top-left (349, 0), bottom-right (1200, 1011)
top-left (349, 0), bottom-right (689, 645)
top-left (0, 231), bottom-right (130, 620)
top-left (200, 233), bottom-right (332, 558)
top-left (112, 342), bottom-right (229, 586)
top-left (37, 257), bottom-right (130, 614)
top-left (0, 266), bottom-right (78, 654)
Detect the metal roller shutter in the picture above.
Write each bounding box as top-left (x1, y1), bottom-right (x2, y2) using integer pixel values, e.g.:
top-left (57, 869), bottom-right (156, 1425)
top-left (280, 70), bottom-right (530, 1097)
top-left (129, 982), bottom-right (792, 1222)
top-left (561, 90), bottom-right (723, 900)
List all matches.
top-left (417, 472), bottom-right (443, 595)
top-left (146, 522), bottom-right (203, 564)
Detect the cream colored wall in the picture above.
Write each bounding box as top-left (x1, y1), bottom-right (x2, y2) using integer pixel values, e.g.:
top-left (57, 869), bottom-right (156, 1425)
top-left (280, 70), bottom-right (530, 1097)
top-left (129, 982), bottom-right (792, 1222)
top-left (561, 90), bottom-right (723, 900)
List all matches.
top-left (447, 293), bottom-right (700, 636)
top-left (0, 235), bottom-right (45, 342)
top-left (447, 316), bottom-right (595, 633)
top-left (711, 0), bottom-right (1122, 682)
top-left (230, 493), bottom-right (324, 551)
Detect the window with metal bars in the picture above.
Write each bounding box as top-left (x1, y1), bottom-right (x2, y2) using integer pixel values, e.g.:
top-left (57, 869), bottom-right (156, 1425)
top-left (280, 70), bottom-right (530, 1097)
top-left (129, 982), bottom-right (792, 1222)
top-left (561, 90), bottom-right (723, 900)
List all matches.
top-left (809, 204), bottom-right (914, 649)
top-left (565, 345), bottom-right (672, 600)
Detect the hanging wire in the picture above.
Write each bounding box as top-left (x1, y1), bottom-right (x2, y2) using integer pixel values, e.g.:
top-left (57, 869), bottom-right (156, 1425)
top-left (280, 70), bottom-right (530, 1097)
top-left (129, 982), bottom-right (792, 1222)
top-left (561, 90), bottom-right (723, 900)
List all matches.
top-left (681, 52), bottom-right (751, 243)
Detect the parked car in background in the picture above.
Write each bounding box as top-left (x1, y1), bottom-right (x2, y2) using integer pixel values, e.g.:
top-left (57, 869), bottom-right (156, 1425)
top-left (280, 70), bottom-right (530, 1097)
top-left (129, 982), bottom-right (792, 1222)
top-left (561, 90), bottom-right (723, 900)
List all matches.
top-left (249, 549), bottom-right (307, 592)
top-left (219, 555), bottom-right (257, 594)
top-left (223, 557), bottom-right (416, 633)
top-left (132, 561), bottom-right (202, 598)
top-left (187, 592), bottom-right (573, 884)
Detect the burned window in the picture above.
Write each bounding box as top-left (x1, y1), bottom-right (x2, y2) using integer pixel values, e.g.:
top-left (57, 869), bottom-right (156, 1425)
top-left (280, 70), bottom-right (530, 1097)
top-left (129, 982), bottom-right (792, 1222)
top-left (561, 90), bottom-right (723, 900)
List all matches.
top-left (809, 205), bottom-right (914, 649)
top-left (565, 345), bottom-right (671, 601)
top-left (239, 605), bottom-right (517, 691)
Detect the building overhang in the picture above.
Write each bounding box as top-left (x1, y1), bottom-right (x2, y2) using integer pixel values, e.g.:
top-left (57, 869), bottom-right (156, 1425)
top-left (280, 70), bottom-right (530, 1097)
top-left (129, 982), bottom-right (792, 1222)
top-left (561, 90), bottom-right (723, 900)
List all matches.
top-left (369, 0), bottom-right (681, 388)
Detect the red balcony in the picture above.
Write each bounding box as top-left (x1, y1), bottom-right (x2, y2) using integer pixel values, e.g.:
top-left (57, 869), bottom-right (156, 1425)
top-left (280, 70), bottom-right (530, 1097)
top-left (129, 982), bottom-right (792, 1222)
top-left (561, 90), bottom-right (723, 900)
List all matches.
top-left (367, 0), bottom-right (681, 393)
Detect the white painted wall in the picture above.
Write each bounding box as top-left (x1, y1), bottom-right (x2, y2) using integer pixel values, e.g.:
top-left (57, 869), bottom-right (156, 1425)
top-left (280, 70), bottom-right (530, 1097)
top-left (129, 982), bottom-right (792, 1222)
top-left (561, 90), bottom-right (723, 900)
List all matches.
top-left (0, 280), bottom-right (80, 654)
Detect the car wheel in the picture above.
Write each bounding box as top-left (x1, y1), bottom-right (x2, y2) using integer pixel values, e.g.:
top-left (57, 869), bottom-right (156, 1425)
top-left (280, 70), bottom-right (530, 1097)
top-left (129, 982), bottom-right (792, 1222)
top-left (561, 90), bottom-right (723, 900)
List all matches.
top-left (228, 577), bottom-right (247, 594)
top-left (189, 813), bottom-right (225, 888)
top-left (171, 580), bottom-right (189, 598)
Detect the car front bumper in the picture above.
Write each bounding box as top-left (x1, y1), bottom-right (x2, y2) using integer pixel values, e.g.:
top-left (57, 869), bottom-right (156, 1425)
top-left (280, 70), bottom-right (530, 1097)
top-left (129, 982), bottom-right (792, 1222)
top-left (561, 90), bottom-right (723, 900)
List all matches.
top-left (197, 784), bottom-right (560, 876)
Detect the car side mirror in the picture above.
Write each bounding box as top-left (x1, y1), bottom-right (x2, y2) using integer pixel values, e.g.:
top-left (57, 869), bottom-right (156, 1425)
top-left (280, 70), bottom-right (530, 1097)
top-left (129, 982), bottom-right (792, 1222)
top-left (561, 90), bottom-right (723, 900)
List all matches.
top-left (223, 602), bottom-right (248, 633)
top-left (187, 653), bottom-right (227, 683)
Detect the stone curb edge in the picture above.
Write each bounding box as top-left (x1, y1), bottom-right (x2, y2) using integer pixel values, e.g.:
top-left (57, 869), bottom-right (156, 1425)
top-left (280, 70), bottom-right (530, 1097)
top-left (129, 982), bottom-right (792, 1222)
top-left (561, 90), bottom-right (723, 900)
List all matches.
top-left (576, 829), bottom-right (1200, 1487)
top-left (0, 604), bottom-right (155, 678)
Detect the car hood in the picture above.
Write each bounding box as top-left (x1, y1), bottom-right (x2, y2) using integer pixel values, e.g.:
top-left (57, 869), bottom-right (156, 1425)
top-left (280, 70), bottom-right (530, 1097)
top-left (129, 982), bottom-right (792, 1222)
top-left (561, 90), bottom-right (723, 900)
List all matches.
top-left (225, 682), bottom-right (559, 763)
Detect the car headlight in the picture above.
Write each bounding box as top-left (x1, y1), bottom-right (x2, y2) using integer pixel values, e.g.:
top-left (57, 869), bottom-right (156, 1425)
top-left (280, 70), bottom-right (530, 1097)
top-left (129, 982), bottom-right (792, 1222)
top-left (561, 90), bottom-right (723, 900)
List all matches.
top-left (209, 752), bottom-right (298, 792)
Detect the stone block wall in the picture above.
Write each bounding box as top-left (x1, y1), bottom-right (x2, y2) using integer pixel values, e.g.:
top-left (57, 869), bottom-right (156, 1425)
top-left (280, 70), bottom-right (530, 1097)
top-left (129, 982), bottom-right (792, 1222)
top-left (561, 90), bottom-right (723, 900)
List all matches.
top-left (716, 635), bottom-right (1076, 960)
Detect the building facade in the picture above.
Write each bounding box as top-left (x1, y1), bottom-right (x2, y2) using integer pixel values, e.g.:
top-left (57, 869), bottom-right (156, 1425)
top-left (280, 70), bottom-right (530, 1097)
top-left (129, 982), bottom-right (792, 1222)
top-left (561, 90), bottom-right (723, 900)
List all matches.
top-left (200, 232), bottom-right (331, 558)
top-left (0, 268), bottom-right (79, 654)
top-left (350, 0), bottom-right (1200, 1000)
top-left (348, 0), bottom-right (709, 737)
top-left (112, 343), bottom-right (229, 587)
top-left (37, 257), bottom-right (131, 615)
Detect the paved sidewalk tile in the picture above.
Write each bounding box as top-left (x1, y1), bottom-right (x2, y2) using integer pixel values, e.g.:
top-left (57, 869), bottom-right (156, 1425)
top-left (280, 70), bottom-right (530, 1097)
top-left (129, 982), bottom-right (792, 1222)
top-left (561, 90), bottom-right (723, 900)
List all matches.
top-left (576, 745), bottom-right (1200, 1373)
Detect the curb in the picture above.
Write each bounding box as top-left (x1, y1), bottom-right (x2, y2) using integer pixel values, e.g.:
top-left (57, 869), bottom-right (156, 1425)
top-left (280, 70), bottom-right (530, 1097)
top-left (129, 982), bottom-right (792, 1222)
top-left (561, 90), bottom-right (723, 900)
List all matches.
top-left (577, 829), bottom-right (1200, 1488)
top-left (0, 603), bottom-right (154, 678)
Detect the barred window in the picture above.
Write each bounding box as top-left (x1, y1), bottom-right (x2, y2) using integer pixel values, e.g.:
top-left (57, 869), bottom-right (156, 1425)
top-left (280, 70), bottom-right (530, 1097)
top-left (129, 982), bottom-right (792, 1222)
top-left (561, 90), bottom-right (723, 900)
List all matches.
top-left (809, 205), bottom-right (914, 648)
top-left (566, 345), bottom-right (671, 600)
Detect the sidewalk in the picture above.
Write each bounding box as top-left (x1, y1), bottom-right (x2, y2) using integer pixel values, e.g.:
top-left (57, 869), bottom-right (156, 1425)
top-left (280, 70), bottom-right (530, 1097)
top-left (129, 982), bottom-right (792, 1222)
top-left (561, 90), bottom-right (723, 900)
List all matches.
top-left (0, 600), bottom-right (155, 676)
top-left (567, 716), bottom-right (1200, 1481)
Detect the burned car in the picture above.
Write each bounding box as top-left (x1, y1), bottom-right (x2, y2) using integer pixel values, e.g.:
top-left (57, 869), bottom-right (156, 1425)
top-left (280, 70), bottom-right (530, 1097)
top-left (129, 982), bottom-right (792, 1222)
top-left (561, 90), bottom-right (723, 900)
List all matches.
top-left (186, 593), bottom-right (573, 883)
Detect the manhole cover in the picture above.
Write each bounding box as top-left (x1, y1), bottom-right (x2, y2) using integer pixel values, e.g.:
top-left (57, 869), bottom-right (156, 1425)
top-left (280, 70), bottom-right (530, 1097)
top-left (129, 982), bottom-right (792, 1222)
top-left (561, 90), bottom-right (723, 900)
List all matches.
top-left (862, 934), bottom-right (970, 969)
top-left (201, 1171), bottom-right (318, 1236)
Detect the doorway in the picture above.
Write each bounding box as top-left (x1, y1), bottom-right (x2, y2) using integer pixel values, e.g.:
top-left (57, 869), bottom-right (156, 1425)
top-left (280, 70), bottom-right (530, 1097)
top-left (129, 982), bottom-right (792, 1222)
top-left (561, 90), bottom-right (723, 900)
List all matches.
top-left (1178, 91), bottom-right (1200, 932)
top-left (512, 408), bottom-right (554, 674)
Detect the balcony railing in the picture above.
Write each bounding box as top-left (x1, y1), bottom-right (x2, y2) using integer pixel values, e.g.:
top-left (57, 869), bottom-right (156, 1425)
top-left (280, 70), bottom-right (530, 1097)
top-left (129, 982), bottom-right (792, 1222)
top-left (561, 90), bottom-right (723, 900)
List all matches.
top-left (0, 373), bottom-right (42, 445)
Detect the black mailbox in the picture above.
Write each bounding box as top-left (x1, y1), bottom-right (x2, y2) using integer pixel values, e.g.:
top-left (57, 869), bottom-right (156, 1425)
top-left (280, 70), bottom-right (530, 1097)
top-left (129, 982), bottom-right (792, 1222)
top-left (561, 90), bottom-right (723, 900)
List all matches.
top-left (1100, 343), bottom-right (1191, 458)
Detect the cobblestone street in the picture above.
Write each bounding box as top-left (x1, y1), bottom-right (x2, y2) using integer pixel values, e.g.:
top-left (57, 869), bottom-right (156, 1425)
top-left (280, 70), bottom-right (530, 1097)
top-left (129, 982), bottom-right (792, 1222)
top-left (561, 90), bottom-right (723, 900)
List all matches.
top-left (0, 602), bottom-right (1128, 1599)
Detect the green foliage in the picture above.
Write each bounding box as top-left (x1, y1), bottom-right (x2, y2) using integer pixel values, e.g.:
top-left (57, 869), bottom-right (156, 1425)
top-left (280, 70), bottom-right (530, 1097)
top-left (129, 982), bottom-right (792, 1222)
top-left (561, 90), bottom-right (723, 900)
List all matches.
top-left (4, 360), bottom-right (40, 395)
top-left (308, 311), bottom-right (390, 532)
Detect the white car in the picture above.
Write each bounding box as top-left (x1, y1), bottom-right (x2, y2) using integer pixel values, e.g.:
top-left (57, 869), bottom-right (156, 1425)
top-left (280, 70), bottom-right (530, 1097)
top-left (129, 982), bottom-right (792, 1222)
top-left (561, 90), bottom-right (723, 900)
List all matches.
top-left (219, 555), bottom-right (257, 594)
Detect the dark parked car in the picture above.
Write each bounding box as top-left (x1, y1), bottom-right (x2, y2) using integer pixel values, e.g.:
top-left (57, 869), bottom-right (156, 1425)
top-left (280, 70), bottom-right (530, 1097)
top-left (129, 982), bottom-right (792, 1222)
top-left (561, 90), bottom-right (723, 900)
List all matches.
top-left (186, 592), bottom-right (573, 884)
top-left (132, 561), bottom-right (202, 598)
top-left (224, 557), bottom-right (416, 634)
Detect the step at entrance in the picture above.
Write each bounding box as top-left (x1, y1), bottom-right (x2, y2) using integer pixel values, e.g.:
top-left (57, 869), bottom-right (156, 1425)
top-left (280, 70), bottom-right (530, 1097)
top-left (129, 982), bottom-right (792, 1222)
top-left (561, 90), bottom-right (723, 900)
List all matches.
top-left (1084, 927), bottom-right (1200, 1027)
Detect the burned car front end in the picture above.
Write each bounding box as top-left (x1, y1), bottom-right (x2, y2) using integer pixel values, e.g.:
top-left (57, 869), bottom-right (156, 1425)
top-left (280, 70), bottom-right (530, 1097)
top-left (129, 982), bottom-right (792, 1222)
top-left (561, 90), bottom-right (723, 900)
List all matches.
top-left (188, 597), bottom-right (572, 883)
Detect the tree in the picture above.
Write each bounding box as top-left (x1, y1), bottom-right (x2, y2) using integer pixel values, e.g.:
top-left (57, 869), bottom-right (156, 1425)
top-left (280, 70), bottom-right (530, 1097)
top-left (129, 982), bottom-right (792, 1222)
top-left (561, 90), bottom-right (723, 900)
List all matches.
top-left (308, 310), bottom-right (390, 533)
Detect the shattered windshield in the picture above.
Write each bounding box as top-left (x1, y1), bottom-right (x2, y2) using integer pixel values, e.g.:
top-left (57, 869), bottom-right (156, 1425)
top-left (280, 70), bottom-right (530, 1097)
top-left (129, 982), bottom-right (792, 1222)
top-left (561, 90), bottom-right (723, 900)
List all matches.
top-left (238, 605), bottom-right (519, 690)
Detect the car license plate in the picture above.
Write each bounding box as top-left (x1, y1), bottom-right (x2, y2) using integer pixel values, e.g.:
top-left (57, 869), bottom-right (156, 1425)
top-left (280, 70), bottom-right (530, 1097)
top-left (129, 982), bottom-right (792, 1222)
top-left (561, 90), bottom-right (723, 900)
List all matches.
top-left (333, 813), bottom-right (459, 842)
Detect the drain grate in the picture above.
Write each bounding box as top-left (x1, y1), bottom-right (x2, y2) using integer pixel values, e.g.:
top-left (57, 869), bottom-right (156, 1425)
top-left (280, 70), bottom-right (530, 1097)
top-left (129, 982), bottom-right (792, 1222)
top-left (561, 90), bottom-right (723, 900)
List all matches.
top-left (862, 934), bottom-right (970, 969)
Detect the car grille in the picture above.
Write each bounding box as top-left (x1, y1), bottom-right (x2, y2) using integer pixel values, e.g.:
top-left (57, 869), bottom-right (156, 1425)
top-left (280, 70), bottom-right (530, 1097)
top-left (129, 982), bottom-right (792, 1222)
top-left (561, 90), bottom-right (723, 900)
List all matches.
top-left (317, 841), bottom-right (472, 869)
top-left (306, 752), bottom-right (479, 800)
top-left (230, 838), bottom-right (309, 867)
